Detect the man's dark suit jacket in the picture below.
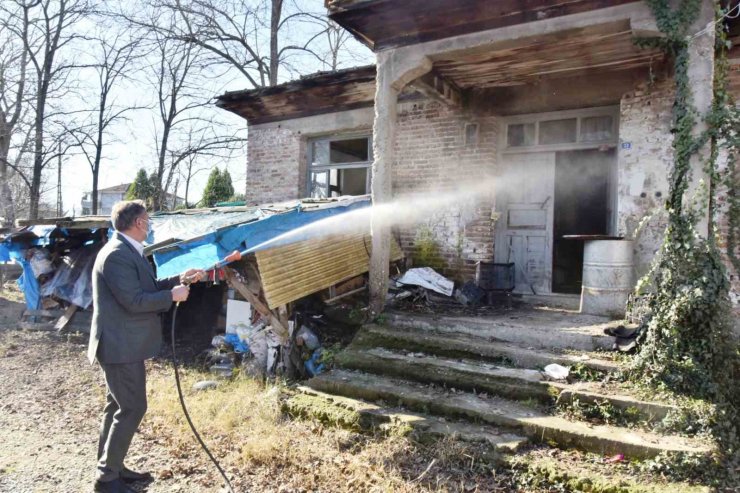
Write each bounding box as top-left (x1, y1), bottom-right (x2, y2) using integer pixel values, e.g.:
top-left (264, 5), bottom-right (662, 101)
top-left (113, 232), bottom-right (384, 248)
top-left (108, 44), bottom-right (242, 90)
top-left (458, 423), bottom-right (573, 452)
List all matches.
top-left (87, 232), bottom-right (179, 364)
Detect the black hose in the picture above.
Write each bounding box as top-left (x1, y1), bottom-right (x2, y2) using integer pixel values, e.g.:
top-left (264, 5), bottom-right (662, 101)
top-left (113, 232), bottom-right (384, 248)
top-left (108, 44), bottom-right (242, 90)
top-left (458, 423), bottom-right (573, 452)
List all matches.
top-left (171, 303), bottom-right (237, 493)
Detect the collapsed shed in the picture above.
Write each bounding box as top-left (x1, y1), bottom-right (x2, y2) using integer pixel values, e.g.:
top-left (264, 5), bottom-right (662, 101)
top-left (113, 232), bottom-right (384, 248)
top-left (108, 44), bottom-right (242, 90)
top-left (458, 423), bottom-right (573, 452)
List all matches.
top-left (0, 196), bottom-right (404, 374)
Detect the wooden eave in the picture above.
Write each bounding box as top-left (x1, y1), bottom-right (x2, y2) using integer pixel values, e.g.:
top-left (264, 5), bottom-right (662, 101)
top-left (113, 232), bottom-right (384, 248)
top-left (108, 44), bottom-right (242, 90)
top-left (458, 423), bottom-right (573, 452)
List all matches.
top-left (325, 0), bottom-right (640, 51)
top-left (216, 65), bottom-right (377, 125)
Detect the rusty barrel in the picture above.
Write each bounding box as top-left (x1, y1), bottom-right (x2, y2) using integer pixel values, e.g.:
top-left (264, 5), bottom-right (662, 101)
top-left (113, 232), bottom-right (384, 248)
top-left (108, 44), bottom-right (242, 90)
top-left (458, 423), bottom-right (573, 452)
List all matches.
top-left (580, 239), bottom-right (634, 318)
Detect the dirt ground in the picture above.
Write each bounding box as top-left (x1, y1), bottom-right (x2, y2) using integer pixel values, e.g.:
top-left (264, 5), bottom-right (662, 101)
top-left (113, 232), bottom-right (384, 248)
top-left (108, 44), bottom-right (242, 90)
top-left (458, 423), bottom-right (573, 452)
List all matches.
top-left (0, 286), bottom-right (521, 493)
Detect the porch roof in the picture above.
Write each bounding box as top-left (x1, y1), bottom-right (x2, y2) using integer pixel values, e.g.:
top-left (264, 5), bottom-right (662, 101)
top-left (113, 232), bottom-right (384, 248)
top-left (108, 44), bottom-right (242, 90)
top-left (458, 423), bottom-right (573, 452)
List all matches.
top-left (216, 65), bottom-right (376, 124)
top-left (325, 0), bottom-right (639, 51)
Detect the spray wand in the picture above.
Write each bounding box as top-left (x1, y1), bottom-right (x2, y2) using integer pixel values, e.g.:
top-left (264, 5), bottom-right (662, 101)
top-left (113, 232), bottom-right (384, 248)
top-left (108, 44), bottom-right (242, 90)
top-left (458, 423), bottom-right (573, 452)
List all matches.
top-left (171, 249), bottom-right (245, 493)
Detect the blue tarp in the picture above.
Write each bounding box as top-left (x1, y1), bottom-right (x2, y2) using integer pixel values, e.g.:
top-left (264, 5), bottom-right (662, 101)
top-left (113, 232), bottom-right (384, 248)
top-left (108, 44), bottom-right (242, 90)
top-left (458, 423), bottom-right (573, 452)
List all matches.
top-left (10, 251), bottom-right (40, 310)
top-left (153, 199), bottom-right (371, 278)
top-left (0, 244), bottom-right (10, 262)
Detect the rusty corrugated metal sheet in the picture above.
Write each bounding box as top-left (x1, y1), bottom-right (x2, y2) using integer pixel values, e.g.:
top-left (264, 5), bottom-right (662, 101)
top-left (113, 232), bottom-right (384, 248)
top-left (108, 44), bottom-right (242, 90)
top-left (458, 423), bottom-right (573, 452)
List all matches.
top-left (256, 233), bottom-right (404, 308)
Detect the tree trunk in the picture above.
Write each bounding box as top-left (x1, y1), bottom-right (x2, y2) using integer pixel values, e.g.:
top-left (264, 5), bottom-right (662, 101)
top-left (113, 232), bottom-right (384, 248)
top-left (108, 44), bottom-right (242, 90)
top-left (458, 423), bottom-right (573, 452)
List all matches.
top-left (0, 127), bottom-right (16, 226)
top-left (30, 88), bottom-right (45, 220)
top-left (269, 0), bottom-right (282, 86)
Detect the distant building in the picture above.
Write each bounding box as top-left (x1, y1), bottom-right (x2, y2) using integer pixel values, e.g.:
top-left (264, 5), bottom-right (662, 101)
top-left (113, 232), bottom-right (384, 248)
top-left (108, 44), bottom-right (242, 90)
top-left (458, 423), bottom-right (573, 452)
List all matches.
top-left (81, 183), bottom-right (185, 215)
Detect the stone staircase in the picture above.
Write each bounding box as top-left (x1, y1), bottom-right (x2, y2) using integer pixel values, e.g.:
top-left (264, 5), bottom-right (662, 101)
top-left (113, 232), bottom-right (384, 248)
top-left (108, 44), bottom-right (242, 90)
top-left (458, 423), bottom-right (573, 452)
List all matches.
top-left (284, 311), bottom-right (714, 491)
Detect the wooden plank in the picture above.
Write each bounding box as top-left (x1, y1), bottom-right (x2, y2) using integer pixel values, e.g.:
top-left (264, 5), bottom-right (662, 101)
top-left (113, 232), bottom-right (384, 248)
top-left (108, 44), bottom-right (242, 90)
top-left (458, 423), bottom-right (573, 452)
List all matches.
top-left (18, 321), bottom-right (56, 332)
top-left (223, 268), bottom-right (289, 343)
top-left (23, 309), bottom-right (60, 319)
top-left (324, 286), bottom-right (367, 305)
top-left (328, 0), bottom-right (639, 51)
top-left (55, 305), bottom-right (78, 332)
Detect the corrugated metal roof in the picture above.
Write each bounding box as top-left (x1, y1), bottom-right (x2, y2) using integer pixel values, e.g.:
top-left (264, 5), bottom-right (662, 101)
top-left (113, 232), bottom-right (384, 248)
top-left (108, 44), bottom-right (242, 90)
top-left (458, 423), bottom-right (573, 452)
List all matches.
top-left (256, 232), bottom-right (404, 308)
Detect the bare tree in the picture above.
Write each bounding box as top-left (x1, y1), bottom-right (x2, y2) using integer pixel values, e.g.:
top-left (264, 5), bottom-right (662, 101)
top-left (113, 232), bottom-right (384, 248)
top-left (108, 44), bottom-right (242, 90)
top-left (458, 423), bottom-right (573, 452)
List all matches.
top-left (139, 0), bottom-right (344, 88)
top-left (66, 29), bottom-right (143, 214)
top-left (0, 2), bottom-right (31, 226)
top-left (4, 0), bottom-right (91, 219)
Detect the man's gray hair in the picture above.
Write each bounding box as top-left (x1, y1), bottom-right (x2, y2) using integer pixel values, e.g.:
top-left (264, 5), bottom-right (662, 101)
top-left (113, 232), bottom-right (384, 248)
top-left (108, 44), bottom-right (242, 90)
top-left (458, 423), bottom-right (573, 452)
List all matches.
top-left (111, 200), bottom-right (146, 231)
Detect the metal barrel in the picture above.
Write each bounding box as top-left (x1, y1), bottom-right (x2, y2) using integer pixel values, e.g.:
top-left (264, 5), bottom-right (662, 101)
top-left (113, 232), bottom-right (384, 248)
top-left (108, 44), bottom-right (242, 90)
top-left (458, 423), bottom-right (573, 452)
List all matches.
top-left (580, 239), bottom-right (634, 318)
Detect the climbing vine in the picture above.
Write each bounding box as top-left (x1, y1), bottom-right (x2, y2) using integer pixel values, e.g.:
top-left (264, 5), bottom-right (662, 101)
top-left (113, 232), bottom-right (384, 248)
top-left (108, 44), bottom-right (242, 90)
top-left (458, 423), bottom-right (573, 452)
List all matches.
top-left (628, 1), bottom-right (740, 487)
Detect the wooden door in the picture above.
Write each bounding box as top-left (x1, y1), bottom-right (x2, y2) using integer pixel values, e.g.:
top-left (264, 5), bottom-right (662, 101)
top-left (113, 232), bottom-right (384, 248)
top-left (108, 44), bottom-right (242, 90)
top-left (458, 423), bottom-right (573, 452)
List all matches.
top-left (494, 153), bottom-right (555, 295)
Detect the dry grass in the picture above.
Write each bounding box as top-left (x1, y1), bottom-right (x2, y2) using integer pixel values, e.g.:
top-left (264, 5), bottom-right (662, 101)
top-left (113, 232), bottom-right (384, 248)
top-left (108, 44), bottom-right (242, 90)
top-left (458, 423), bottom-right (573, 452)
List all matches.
top-left (143, 362), bottom-right (511, 492)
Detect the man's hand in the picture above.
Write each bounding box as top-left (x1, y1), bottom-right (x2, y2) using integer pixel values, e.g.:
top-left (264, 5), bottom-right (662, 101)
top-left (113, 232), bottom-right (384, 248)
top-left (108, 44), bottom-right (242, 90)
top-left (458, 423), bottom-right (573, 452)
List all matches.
top-left (171, 284), bottom-right (190, 303)
top-left (180, 269), bottom-right (206, 285)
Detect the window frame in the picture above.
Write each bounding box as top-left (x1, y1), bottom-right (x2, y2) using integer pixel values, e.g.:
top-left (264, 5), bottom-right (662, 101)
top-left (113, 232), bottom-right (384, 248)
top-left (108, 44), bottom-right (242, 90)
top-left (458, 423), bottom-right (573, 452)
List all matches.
top-left (502, 106), bottom-right (619, 154)
top-left (307, 134), bottom-right (373, 198)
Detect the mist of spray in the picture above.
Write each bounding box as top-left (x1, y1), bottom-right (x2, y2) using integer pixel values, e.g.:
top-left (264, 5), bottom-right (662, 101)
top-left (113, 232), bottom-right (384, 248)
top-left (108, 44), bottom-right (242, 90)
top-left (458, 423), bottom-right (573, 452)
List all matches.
top-left (243, 176), bottom-right (500, 254)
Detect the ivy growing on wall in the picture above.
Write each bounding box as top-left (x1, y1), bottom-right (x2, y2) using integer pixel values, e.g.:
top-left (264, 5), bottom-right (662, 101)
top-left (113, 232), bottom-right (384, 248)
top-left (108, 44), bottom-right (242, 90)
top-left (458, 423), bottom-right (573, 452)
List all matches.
top-left (629, 0), bottom-right (739, 486)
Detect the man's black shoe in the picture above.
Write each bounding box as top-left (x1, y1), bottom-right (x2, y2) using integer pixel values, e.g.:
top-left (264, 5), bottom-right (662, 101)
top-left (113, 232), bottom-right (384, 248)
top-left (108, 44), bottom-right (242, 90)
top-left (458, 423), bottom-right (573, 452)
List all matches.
top-left (93, 478), bottom-right (136, 493)
top-left (120, 467), bottom-right (153, 483)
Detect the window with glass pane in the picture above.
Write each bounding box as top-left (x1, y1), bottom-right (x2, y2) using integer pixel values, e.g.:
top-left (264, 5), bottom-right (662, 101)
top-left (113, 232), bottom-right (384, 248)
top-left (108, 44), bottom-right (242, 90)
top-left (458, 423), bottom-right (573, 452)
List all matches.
top-left (309, 136), bottom-right (371, 198)
top-left (507, 123), bottom-right (535, 147)
top-left (539, 118), bottom-right (577, 145)
top-left (580, 115), bottom-right (614, 142)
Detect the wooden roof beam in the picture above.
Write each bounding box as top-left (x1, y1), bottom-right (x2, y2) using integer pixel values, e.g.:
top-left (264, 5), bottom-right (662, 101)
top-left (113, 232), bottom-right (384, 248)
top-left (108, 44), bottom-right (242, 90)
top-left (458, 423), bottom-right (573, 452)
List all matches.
top-left (408, 71), bottom-right (463, 108)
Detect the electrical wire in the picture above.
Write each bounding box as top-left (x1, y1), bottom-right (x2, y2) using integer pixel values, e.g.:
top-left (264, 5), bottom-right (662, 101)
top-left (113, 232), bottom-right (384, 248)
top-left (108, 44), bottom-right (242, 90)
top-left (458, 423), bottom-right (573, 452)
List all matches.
top-left (171, 304), bottom-right (237, 493)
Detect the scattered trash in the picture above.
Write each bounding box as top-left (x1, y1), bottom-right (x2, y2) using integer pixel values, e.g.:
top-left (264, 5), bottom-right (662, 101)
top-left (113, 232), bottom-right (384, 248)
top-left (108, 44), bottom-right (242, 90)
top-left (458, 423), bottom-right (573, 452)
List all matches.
top-left (209, 362), bottom-right (235, 378)
top-left (223, 333), bottom-right (250, 353)
top-left (192, 380), bottom-right (219, 391)
top-left (304, 348), bottom-right (325, 377)
top-left (605, 454), bottom-right (625, 463)
top-left (296, 326), bottom-right (320, 350)
top-left (543, 363), bottom-right (570, 380)
top-left (454, 281), bottom-right (485, 306)
top-left (604, 324), bottom-right (640, 353)
top-left (397, 267), bottom-right (454, 297)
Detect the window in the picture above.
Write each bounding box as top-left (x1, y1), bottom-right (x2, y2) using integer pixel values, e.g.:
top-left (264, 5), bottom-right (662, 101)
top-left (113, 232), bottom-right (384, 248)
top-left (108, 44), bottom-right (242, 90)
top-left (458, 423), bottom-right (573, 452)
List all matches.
top-left (308, 136), bottom-right (372, 198)
top-left (507, 123), bottom-right (535, 147)
top-left (505, 109), bottom-right (617, 150)
top-left (539, 118), bottom-right (577, 145)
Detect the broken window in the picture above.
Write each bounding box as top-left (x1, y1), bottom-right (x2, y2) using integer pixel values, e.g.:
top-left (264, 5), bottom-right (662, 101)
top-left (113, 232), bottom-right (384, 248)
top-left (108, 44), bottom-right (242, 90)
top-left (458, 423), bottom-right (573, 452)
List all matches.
top-left (308, 136), bottom-right (372, 198)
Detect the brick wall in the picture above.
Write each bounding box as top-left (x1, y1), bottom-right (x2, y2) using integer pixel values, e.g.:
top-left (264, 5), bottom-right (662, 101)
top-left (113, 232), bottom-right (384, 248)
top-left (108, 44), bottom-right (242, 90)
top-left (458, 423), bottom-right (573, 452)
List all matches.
top-left (392, 100), bottom-right (499, 281)
top-left (618, 80), bottom-right (739, 319)
top-left (617, 80), bottom-right (674, 281)
top-left (245, 126), bottom-right (304, 205)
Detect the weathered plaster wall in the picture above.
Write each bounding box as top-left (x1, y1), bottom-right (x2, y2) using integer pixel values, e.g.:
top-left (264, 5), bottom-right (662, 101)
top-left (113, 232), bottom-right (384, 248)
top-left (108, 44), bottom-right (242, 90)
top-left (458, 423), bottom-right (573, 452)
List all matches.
top-left (393, 100), bottom-right (499, 281)
top-left (617, 80), bottom-right (674, 282)
top-left (618, 80), bottom-right (739, 317)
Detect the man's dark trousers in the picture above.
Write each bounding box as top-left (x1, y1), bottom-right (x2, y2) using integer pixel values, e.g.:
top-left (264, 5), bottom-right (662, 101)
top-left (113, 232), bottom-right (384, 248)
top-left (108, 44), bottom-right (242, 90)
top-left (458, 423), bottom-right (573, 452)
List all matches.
top-left (96, 361), bottom-right (147, 481)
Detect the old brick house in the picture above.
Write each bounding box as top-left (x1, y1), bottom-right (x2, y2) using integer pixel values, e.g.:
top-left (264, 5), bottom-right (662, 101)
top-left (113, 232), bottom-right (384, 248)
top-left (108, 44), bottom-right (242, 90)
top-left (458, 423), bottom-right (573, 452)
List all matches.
top-left (217, 0), bottom-right (740, 316)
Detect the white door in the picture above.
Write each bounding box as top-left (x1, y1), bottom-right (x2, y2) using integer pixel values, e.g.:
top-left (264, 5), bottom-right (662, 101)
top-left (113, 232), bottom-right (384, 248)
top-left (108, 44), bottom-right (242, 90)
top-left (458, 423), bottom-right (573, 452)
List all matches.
top-left (494, 153), bottom-right (555, 295)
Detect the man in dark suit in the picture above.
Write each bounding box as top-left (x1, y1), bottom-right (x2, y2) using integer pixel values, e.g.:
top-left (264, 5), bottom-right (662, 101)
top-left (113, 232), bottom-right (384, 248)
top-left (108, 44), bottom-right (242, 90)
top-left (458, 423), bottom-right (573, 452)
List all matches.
top-left (88, 200), bottom-right (204, 493)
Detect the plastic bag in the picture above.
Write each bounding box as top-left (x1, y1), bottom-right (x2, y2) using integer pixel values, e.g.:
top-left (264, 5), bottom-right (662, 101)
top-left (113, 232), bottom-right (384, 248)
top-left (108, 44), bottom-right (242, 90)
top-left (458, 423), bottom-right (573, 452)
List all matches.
top-left (296, 326), bottom-right (320, 350)
top-left (29, 249), bottom-right (53, 278)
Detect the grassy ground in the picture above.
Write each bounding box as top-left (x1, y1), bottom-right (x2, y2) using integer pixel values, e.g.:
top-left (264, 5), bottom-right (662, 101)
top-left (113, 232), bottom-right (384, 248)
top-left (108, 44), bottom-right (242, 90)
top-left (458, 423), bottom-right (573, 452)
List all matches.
top-left (0, 285), bottom-right (518, 492)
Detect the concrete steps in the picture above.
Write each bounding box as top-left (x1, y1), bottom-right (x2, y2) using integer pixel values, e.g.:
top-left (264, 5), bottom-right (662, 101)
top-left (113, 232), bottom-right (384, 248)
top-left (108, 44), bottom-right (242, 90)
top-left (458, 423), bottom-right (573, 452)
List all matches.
top-left (284, 386), bottom-right (529, 452)
top-left (307, 369), bottom-right (712, 460)
top-left (387, 310), bottom-right (617, 352)
top-left (356, 324), bottom-right (618, 373)
top-left (336, 347), bottom-right (677, 424)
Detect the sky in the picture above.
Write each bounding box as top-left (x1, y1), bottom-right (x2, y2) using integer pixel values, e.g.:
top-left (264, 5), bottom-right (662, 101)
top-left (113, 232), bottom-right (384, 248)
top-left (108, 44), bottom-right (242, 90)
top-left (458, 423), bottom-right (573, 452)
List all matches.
top-left (42, 0), bottom-right (374, 216)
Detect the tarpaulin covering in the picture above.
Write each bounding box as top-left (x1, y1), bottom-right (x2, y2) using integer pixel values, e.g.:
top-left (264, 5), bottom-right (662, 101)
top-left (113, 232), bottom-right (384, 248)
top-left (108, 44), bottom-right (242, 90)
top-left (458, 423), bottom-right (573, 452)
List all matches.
top-left (0, 244), bottom-right (10, 262)
top-left (10, 251), bottom-right (40, 310)
top-left (152, 199), bottom-right (371, 278)
top-left (41, 242), bottom-right (103, 309)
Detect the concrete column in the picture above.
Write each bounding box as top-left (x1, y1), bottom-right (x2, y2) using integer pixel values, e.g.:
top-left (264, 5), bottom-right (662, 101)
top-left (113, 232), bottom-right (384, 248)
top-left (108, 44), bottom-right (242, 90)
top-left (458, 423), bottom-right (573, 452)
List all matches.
top-left (685, 0), bottom-right (716, 237)
top-left (369, 51), bottom-right (398, 315)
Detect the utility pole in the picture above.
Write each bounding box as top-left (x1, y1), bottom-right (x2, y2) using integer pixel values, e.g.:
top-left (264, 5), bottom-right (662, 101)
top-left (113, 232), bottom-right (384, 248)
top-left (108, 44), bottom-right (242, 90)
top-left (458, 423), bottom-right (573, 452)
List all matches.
top-left (56, 143), bottom-right (63, 217)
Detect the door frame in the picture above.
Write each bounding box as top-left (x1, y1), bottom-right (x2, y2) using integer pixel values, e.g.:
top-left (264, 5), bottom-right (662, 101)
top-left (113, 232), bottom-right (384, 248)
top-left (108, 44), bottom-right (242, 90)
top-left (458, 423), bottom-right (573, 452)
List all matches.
top-left (495, 106), bottom-right (620, 295)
